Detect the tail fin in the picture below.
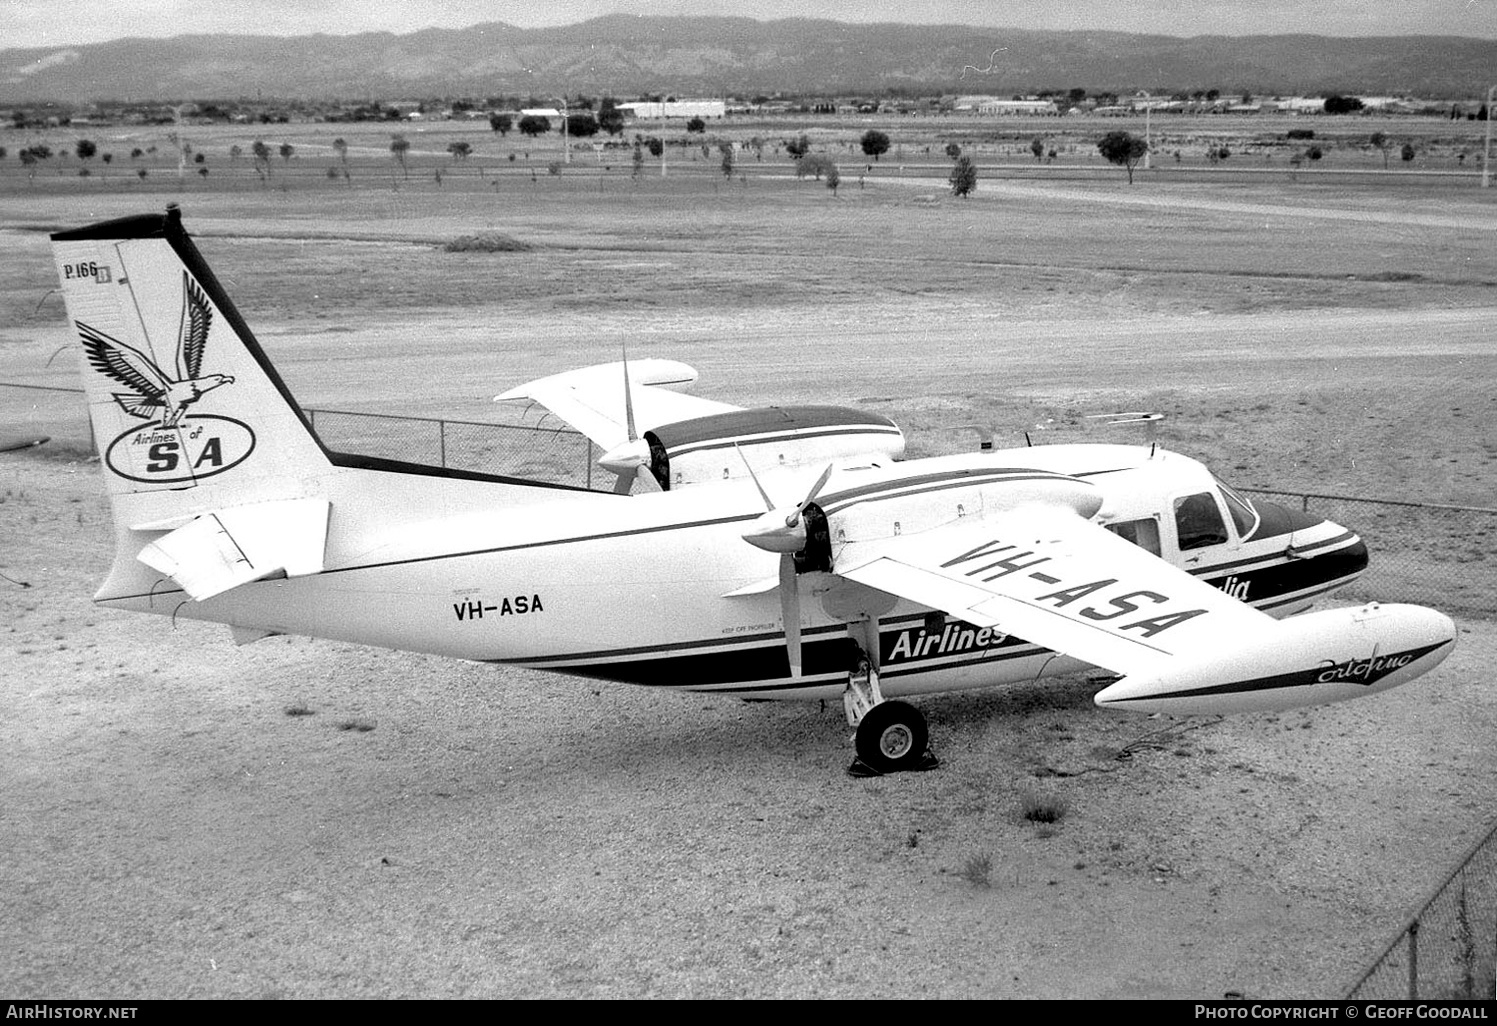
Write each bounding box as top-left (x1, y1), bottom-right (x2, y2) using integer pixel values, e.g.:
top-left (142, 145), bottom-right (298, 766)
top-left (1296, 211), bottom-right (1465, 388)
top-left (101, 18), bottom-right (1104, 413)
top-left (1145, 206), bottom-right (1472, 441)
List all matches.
top-left (51, 205), bottom-right (330, 519)
top-left (52, 206), bottom-right (335, 603)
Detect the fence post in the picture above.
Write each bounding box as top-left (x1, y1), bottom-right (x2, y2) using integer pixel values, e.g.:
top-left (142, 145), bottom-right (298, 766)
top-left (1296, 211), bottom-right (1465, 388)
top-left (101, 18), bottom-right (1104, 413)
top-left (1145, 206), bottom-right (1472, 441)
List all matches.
top-left (585, 437), bottom-right (592, 490)
top-left (439, 419), bottom-right (447, 468)
top-left (1408, 918), bottom-right (1419, 999)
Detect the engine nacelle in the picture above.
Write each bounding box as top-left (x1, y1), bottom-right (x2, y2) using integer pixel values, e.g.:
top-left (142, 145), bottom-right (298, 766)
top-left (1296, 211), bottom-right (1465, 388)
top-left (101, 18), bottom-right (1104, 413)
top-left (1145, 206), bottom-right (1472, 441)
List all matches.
top-left (644, 405), bottom-right (904, 491)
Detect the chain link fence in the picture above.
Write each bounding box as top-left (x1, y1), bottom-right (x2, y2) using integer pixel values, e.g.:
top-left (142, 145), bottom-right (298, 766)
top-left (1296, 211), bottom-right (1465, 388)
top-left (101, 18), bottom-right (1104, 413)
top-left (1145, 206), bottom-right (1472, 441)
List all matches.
top-left (304, 407), bottom-right (597, 488)
top-left (1346, 819), bottom-right (1497, 999)
top-left (0, 382), bottom-right (602, 490)
top-left (1243, 490), bottom-right (1497, 619)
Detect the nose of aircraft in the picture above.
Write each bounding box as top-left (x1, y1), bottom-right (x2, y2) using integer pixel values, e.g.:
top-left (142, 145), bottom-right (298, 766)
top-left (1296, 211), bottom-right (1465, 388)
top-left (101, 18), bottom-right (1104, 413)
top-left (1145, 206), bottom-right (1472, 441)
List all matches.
top-left (1251, 497), bottom-right (1370, 601)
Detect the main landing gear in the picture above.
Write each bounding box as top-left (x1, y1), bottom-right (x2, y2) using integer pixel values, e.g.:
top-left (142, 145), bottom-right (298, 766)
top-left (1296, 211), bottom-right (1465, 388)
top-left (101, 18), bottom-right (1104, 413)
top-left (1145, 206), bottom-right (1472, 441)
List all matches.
top-left (843, 650), bottom-right (937, 777)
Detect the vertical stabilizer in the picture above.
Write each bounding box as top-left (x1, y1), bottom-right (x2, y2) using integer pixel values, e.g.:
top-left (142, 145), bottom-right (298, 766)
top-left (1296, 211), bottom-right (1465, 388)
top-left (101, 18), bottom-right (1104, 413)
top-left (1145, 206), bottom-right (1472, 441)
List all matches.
top-left (50, 206), bottom-right (330, 525)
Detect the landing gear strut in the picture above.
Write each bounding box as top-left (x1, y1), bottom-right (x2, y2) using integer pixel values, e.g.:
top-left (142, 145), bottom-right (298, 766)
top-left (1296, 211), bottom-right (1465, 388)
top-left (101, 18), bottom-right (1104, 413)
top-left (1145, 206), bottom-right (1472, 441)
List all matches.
top-left (842, 643), bottom-right (937, 777)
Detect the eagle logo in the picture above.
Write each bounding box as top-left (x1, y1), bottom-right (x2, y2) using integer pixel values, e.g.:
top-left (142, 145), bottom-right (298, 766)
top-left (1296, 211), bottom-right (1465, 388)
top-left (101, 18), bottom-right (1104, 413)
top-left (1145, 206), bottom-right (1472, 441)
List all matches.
top-left (78, 272), bottom-right (235, 428)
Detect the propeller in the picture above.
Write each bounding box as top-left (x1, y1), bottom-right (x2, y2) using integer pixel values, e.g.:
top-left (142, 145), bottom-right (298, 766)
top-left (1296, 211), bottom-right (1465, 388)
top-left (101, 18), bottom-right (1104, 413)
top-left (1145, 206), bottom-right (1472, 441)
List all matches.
top-left (597, 343), bottom-right (654, 494)
top-left (737, 448), bottom-right (834, 677)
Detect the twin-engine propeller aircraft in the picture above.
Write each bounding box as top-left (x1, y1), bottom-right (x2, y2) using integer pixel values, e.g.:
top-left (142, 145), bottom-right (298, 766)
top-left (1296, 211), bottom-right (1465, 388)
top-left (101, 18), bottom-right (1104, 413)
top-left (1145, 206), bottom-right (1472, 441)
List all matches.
top-left (48, 207), bottom-right (1457, 774)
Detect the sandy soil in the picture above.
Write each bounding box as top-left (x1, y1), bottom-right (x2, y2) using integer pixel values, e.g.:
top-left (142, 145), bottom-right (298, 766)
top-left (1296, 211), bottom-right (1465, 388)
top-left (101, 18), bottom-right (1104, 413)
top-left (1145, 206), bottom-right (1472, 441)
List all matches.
top-left (2, 450), bottom-right (1494, 999)
top-left (1, 175), bottom-right (1495, 999)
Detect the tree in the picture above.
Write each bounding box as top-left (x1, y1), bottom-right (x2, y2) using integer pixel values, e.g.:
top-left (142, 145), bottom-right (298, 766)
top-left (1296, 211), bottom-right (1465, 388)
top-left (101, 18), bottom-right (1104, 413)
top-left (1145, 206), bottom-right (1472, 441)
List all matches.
top-left (686, 117), bottom-right (706, 133)
top-left (597, 98), bottom-right (625, 136)
top-left (718, 140), bottom-right (734, 179)
top-left (332, 138), bottom-right (348, 166)
top-left (566, 112), bottom-right (599, 138)
top-left (795, 153), bottom-right (836, 180)
top-left (949, 155), bottom-right (977, 197)
top-left (389, 133), bottom-right (410, 177)
top-left (1323, 95), bottom-right (1364, 115)
top-left (944, 142), bottom-right (961, 160)
top-left (75, 139), bottom-right (96, 163)
top-left (785, 134), bottom-right (811, 159)
top-left (632, 141), bottom-right (644, 177)
top-left (279, 142), bottom-right (295, 164)
top-left (826, 163), bottom-right (841, 196)
top-left (518, 115), bottom-right (550, 137)
top-left (1369, 131), bottom-right (1389, 169)
top-left (447, 141), bottom-right (472, 162)
top-left (1097, 130), bottom-right (1148, 184)
top-left (251, 139), bottom-right (271, 180)
top-left (1401, 142), bottom-right (1416, 163)
top-left (489, 113), bottom-right (512, 135)
top-left (1030, 136), bottom-right (1045, 162)
top-left (645, 137), bottom-right (663, 158)
top-left (860, 129), bottom-right (890, 162)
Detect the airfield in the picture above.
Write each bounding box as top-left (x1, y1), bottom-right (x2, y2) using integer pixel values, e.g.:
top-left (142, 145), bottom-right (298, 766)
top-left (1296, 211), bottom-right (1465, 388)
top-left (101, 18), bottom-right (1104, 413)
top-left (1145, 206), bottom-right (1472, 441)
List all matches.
top-left (1, 115), bottom-right (1496, 998)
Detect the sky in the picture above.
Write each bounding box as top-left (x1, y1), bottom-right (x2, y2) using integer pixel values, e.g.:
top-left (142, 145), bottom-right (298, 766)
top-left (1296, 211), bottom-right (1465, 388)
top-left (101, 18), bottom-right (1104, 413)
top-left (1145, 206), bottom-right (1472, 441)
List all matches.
top-left (5, 0), bottom-right (1496, 49)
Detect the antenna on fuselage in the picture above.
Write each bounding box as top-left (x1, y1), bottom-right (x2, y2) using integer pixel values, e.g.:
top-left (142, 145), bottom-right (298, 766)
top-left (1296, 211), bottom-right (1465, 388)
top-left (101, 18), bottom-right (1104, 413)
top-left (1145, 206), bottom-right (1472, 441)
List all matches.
top-left (1086, 411), bottom-right (1164, 444)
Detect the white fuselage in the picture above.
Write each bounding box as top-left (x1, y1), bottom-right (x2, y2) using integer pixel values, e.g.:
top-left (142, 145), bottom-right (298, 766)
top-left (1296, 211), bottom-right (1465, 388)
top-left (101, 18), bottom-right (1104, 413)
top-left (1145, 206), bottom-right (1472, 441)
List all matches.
top-left (101, 443), bottom-right (1365, 702)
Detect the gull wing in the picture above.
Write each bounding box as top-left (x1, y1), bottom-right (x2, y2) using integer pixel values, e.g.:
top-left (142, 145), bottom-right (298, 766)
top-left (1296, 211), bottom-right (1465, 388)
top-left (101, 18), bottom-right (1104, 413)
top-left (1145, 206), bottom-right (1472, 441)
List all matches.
top-left (832, 505), bottom-right (1271, 679)
top-left (495, 359), bottom-right (740, 450)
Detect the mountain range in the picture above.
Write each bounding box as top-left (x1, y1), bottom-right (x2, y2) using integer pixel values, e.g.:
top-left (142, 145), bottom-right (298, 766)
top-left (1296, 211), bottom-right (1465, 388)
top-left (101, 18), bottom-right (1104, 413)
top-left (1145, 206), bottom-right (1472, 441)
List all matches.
top-left (3, 16), bottom-right (1494, 104)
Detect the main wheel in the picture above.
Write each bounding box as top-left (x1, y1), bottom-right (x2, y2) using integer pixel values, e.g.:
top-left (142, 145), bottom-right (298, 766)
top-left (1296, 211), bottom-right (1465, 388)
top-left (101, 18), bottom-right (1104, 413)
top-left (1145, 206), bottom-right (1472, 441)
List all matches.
top-left (854, 700), bottom-right (928, 774)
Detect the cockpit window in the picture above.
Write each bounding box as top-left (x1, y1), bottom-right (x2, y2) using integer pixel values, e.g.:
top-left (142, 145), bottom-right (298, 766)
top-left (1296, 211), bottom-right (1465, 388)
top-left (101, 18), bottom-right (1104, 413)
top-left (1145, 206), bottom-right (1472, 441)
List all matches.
top-left (1174, 492), bottom-right (1229, 550)
top-left (1214, 477), bottom-right (1261, 539)
top-left (1105, 518), bottom-right (1162, 556)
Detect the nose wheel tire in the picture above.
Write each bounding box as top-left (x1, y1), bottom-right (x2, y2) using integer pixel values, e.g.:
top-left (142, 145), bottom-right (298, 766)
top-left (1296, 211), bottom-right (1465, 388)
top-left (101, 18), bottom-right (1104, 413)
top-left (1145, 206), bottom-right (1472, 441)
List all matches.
top-left (854, 700), bottom-right (929, 774)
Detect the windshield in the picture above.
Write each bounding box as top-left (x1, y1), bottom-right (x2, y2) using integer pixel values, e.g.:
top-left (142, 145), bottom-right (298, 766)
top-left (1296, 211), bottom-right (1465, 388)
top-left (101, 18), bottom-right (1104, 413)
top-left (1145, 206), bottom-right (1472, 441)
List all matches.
top-left (1214, 476), bottom-right (1261, 539)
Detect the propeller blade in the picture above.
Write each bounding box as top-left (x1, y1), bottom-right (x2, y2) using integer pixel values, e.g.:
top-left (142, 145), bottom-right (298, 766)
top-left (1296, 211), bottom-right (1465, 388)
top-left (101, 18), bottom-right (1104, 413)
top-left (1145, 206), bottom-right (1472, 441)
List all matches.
top-left (785, 463), bottom-right (835, 528)
top-left (621, 342), bottom-right (638, 443)
top-left (780, 553), bottom-right (802, 678)
top-left (734, 443), bottom-right (776, 512)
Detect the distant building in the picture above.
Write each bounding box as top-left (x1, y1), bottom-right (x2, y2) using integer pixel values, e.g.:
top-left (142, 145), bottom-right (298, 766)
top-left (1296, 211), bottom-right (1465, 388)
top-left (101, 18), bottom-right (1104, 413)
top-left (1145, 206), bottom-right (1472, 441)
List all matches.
top-left (1278, 97), bottom-right (1328, 114)
top-left (617, 100), bottom-right (726, 120)
top-left (975, 99), bottom-right (1059, 115)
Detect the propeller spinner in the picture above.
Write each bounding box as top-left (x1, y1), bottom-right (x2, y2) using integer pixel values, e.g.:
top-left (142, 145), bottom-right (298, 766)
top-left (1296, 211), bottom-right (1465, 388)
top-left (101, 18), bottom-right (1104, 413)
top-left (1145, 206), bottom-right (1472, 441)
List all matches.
top-left (737, 451), bottom-right (834, 677)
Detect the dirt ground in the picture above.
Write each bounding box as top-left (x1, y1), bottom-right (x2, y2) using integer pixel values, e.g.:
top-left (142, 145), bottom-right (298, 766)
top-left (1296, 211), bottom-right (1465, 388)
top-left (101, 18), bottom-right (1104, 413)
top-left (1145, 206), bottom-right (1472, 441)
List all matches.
top-left (1, 169), bottom-right (1495, 998)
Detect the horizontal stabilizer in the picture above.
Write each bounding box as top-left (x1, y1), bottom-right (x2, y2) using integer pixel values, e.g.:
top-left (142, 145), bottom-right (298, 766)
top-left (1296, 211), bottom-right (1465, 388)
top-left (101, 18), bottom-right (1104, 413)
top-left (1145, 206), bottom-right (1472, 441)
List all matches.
top-left (136, 498), bottom-right (329, 601)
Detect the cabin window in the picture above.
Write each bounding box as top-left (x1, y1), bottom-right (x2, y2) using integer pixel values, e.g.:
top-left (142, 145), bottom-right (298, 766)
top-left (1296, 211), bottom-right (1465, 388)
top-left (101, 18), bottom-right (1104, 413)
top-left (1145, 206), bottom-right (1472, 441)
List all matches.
top-left (1214, 477), bottom-right (1261, 539)
top-left (1174, 492), bottom-right (1229, 550)
top-left (1106, 518), bottom-right (1162, 556)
